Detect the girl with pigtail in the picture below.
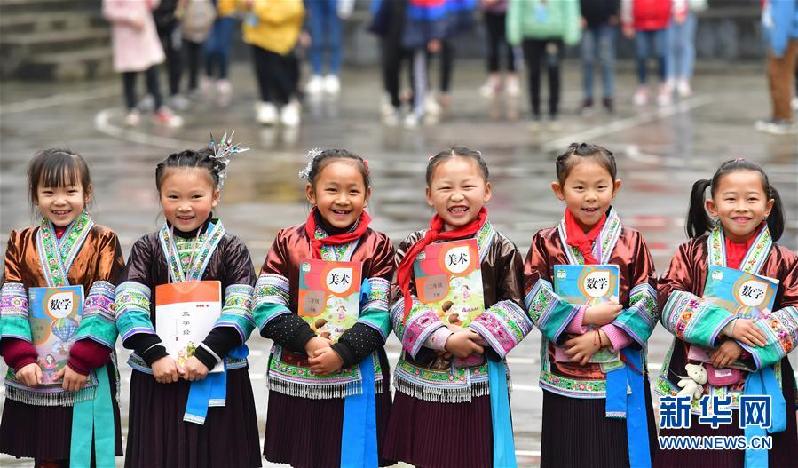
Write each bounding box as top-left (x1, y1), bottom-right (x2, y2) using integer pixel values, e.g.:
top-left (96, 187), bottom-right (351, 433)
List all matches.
top-left (656, 158), bottom-right (798, 467)
top-left (115, 136), bottom-right (262, 467)
top-left (253, 149), bottom-right (395, 467)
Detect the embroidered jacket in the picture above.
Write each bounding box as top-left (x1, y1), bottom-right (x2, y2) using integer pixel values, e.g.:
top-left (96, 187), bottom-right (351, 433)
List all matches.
top-left (657, 226), bottom-right (798, 412)
top-left (115, 220), bottom-right (257, 373)
top-left (0, 212), bottom-right (124, 405)
top-left (252, 223), bottom-right (394, 399)
top-left (390, 221), bottom-right (530, 403)
top-left (524, 209), bottom-right (659, 398)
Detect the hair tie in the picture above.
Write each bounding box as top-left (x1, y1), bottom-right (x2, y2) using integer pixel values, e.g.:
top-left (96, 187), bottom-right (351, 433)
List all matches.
top-left (208, 131), bottom-right (249, 191)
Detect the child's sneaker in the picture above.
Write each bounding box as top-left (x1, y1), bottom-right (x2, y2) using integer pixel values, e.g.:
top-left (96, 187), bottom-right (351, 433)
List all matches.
top-left (280, 100), bottom-right (301, 126)
top-left (124, 109), bottom-right (140, 127)
top-left (580, 97), bottom-right (594, 114)
top-left (755, 118), bottom-right (798, 135)
top-left (306, 75), bottom-right (323, 96)
top-left (676, 79), bottom-right (692, 98)
top-left (153, 107), bottom-right (184, 128)
top-left (657, 83), bottom-right (672, 106)
top-left (602, 97), bottom-right (614, 114)
top-left (137, 94), bottom-right (155, 112)
top-left (324, 75), bottom-right (340, 95)
top-left (199, 76), bottom-right (213, 96)
top-left (633, 86), bottom-right (648, 106)
top-left (256, 101), bottom-right (277, 125)
top-left (479, 78), bottom-right (497, 98)
top-left (168, 94), bottom-right (190, 111)
top-left (404, 113), bottom-right (418, 128)
top-left (505, 75), bottom-right (520, 97)
top-left (424, 94), bottom-right (441, 118)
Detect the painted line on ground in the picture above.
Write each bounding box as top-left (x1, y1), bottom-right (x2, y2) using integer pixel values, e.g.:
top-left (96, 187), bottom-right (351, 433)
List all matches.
top-left (94, 108), bottom-right (198, 150)
top-left (0, 85), bottom-right (118, 115)
top-left (541, 96), bottom-right (713, 153)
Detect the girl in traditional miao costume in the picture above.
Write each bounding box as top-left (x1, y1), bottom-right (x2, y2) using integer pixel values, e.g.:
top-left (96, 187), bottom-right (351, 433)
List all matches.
top-left (656, 158), bottom-right (798, 467)
top-left (524, 143), bottom-right (659, 467)
top-left (0, 148), bottom-right (124, 467)
top-left (254, 149), bottom-right (395, 467)
top-left (115, 140), bottom-right (262, 467)
top-left (383, 147), bottom-right (531, 468)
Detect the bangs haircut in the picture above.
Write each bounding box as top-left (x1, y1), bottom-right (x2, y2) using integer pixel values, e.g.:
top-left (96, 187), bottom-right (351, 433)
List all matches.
top-left (28, 148), bottom-right (91, 205)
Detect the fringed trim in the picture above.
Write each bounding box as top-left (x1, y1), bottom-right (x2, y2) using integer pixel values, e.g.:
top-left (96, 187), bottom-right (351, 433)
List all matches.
top-left (4, 381), bottom-right (97, 407)
top-left (267, 375), bottom-right (363, 400)
top-left (394, 374), bottom-right (490, 403)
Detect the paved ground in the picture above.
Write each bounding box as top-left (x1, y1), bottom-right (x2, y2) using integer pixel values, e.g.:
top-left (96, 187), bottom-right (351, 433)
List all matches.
top-left (1, 59), bottom-right (796, 467)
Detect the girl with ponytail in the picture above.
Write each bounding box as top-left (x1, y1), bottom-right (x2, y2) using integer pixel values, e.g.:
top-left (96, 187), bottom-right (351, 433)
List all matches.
top-left (657, 158), bottom-right (798, 467)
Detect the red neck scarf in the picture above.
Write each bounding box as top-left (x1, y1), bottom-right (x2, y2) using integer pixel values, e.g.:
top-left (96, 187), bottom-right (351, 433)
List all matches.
top-left (724, 224), bottom-right (761, 270)
top-left (396, 207), bottom-right (488, 323)
top-left (54, 225), bottom-right (67, 239)
top-left (564, 208), bottom-right (606, 265)
top-left (303, 208), bottom-right (372, 259)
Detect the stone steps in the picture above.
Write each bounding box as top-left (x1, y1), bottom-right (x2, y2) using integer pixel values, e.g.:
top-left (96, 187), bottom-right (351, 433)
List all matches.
top-left (0, 0), bottom-right (112, 80)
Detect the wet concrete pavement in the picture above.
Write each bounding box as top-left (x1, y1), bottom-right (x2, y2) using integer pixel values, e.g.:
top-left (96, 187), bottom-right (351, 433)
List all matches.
top-left (1, 60), bottom-right (796, 467)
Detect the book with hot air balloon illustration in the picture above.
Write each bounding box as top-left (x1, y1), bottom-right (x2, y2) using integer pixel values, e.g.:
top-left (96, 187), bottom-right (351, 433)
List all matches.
top-left (154, 281), bottom-right (223, 373)
top-left (28, 285), bottom-right (84, 385)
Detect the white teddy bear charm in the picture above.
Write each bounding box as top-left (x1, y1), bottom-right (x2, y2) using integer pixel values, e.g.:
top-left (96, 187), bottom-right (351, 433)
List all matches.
top-left (676, 363), bottom-right (707, 400)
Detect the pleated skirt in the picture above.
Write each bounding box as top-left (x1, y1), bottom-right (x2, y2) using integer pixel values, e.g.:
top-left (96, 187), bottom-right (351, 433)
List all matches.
top-left (0, 363), bottom-right (122, 463)
top-left (540, 377), bottom-right (658, 468)
top-left (381, 392), bottom-right (493, 468)
top-left (262, 351), bottom-right (393, 468)
top-left (124, 366), bottom-right (262, 468)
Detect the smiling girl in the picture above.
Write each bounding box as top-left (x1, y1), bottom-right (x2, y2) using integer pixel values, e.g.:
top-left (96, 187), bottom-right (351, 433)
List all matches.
top-left (383, 147), bottom-right (531, 468)
top-left (253, 148), bottom-right (395, 467)
top-left (524, 142), bottom-right (659, 467)
top-left (656, 158), bottom-right (798, 467)
top-left (0, 149), bottom-right (124, 467)
top-left (115, 144), bottom-right (261, 467)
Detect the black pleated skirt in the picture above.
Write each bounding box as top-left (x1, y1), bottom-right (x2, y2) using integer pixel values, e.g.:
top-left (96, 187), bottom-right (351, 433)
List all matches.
top-left (382, 392), bottom-right (494, 468)
top-left (263, 351), bottom-right (393, 468)
top-left (124, 366), bottom-right (261, 468)
top-left (540, 377), bottom-right (658, 468)
top-left (0, 363), bottom-right (122, 463)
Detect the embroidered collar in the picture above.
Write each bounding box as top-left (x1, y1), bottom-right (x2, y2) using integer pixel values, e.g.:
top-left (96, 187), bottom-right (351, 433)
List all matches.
top-left (707, 225), bottom-right (772, 274)
top-left (158, 219), bottom-right (226, 282)
top-left (36, 211), bottom-right (94, 287)
top-left (557, 208), bottom-right (622, 265)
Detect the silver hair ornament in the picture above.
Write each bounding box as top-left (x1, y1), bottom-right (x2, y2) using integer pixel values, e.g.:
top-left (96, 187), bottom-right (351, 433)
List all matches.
top-left (298, 147), bottom-right (323, 181)
top-left (208, 131), bottom-right (249, 190)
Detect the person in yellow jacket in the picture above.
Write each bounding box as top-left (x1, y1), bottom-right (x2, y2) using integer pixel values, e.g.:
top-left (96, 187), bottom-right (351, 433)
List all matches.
top-left (239, 0), bottom-right (304, 126)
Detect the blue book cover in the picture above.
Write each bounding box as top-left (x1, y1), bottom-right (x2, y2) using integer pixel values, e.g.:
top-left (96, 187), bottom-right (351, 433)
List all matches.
top-left (553, 264), bottom-right (621, 364)
top-left (688, 266), bottom-right (779, 369)
top-left (703, 265), bottom-right (778, 319)
top-left (27, 285), bottom-right (84, 385)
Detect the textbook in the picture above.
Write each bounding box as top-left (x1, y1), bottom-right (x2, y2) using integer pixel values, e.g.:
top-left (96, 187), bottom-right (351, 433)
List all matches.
top-left (414, 238), bottom-right (485, 367)
top-left (155, 281), bottom-right (223, 373)
top-left (553, 264), bottom-right (621, 364)
top-left (28, 285), bottom-right (85, 385)
top-left (298, 258), bottom-right (362, 344)
top-left (688, 265), bottom-right (779, 370)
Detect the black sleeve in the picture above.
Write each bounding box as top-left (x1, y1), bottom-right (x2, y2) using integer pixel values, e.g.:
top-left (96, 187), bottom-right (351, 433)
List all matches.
top-left (126, 334), bottom-right (168, 366)
top-left (199, 235), bottom-right (258, 362)
top-left (331, 322), bottom-right (384, 368)
top-left (261, 313), bottom-right (316, 353)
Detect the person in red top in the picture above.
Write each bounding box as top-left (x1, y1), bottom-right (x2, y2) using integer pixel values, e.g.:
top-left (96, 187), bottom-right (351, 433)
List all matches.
top-left (621, 0), bottom-right (672, 106)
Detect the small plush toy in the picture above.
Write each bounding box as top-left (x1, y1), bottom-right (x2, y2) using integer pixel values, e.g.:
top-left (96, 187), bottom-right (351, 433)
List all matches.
top-left (677, 363), bottom-right (707, 400)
